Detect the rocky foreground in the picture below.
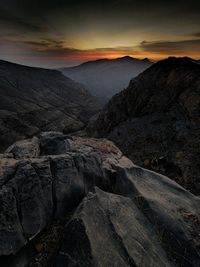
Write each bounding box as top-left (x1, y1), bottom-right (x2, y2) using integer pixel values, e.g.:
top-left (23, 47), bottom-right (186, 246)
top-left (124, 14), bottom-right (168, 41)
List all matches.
top-left (0, 132), bottom-right (200, 266)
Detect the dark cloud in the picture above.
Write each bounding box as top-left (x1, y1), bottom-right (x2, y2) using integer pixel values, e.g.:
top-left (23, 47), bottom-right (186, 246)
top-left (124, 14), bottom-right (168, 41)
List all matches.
top-left (141, 39), bottom-right (200, 55)
top-left (1, 0), bottom-right (199, 29)
top-left (0, 8), bottom-right (47, 32)
top-left (191, 32), bottom-right (200, 38)
top-left (11, 40), bottom-right (140, 58)
top-left (23, 39), bottom-right (65, 49)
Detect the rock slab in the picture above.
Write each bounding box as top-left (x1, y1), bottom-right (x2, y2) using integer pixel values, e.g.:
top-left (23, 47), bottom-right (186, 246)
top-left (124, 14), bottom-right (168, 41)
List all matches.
top-left (0, 132), bottom-right (199, 267)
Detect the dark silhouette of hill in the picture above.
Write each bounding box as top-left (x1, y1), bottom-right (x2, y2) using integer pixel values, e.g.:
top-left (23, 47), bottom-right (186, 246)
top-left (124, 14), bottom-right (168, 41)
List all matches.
top-left (89, 57), bottom-right (200, 194)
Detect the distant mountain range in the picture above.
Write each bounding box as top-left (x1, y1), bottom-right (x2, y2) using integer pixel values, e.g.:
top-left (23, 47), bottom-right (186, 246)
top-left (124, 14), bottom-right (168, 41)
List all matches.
top-left (0, 60), bottom-right (99, 151)
top-left (89, 57), bottom-right (200, 194)
top-left (60, 56), bottom-right (153, 104)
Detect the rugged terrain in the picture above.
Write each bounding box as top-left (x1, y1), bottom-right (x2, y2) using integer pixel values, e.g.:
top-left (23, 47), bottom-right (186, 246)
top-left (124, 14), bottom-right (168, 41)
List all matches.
top-left (60, 56), bottom-right (153, 103)
top-left (89, 57), bottom-right (200, 195)
top-left (0, 60), bottom-right (99, 152)
top-left (0, 132), bottom-right (200, 266)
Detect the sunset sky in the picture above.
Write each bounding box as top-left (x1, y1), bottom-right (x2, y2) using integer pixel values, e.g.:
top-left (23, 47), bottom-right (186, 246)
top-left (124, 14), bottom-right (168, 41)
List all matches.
top-left (0, 0), bottom-right (199, 67)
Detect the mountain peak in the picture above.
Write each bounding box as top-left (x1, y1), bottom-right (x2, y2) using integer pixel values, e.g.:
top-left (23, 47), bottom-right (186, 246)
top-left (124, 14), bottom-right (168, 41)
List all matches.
top-left (116, 56), bottom-right (135, 61)
top-left (142, 57), bottom-right (151, 63)
top-left (115, 56), bottom-right (144, 62)
top-left (150, 56), bottom-right (200, 70)
top-left (79, 58), bottom-right (109, 67)
top-left (115, 56), bottom-right (152, 63)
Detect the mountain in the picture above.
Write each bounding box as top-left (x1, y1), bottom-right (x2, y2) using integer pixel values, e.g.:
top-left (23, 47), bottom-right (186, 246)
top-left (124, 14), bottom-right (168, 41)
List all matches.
top-left (182, 57), bottom-right (200, 64)
top-left (89, 57), bottom-right (200, 195)
top-left (0, 132), bottom-right (200, 266)
top-left (60, 56), bottom-right (153, 104)
top-left (0, 60), bottom-right (99, 152)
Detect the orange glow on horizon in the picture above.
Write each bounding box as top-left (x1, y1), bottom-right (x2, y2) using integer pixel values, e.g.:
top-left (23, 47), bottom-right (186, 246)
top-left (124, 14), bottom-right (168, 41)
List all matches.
top-left (60, 52), bottom-right (200, 64)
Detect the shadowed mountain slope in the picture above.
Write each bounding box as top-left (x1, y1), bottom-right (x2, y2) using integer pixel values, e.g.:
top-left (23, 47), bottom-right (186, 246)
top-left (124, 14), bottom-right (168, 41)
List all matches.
top-left (89, 57), bottom-right (200, 194)
top-left (0, 60), bottom-right (99, 152)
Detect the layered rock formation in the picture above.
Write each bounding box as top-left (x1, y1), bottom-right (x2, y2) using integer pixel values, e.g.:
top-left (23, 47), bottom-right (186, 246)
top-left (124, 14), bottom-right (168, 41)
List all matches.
top-left (0, 132), bottom-right (200, 266)
top-left (60, 56), bottom-right (153, 104)
top-left (89, 57), bottom-right (200, 195)
top-left (0, 60), bottom-right (99, 152)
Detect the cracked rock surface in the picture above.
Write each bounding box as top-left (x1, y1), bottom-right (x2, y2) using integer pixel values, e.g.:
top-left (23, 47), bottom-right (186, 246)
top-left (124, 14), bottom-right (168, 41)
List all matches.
top-left (0, 132), bottom-right (200, 266)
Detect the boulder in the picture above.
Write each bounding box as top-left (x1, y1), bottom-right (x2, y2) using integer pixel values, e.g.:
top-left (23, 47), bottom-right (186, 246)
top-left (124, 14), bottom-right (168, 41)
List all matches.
top-left (0, 132), bottom-right (199, 267)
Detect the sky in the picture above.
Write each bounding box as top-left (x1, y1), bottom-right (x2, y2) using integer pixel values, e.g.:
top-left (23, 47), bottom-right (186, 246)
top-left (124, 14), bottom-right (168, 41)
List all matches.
top-left (0, 0), bottom-right (199, 67)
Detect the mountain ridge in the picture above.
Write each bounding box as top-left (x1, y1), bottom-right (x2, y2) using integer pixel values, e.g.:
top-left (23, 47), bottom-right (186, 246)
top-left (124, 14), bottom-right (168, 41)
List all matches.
top-left (60, 56), bottom-right (153, 103)
top-left (60, 56), bottom-right (152, 68)
top-left (0, 59), bottom-right (99, 152)
top-left (89, 57), bottom-right (200, 194)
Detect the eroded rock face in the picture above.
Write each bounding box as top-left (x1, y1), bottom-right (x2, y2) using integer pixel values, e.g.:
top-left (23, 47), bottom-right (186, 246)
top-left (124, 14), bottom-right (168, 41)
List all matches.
top-left (0, 132), bottom-right (200, 267)
top-left (0, 132), bottom-right (131, 257)
top-left (58, 173), bottom-right (200, 267)
top-left (89, 57), bottom-right (200, 195)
